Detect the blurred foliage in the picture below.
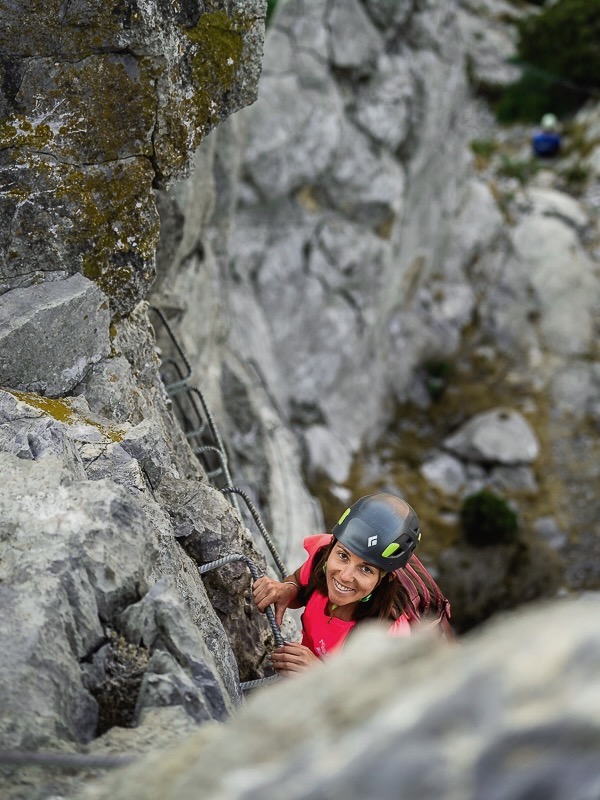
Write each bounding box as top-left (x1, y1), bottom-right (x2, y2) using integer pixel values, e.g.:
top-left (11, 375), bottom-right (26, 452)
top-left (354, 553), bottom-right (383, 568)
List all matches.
top-left (266, 0), bottom-right (280, 26)
top-left (460, 489), bottom-right (520, 547)
top-left (424, 358), bottom-right (454, 401)
top-left (561, 162), bottom-right (590, 191)
top-left (495, 0), bottom-right (600, 122)
top-left (470, 139), bottom-right (498, 159)
top-left (497, 154), bottom-right (539, 183)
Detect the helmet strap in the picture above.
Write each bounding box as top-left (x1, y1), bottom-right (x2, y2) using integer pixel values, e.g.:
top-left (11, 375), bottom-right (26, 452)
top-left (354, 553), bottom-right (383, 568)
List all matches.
top-left (360, 573), bottom-right (385, 602)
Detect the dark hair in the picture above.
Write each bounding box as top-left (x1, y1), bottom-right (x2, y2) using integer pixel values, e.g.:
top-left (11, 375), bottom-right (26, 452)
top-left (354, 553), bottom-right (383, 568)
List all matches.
top-left (300, 539), bottom-right (453, 636)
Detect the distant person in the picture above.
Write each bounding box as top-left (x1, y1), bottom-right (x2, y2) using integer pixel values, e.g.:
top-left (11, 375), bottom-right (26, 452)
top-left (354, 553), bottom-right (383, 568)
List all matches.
top-left (532, 113), bottom-right (561, 158)
top-left (252, 492), bottom-right (453, 675)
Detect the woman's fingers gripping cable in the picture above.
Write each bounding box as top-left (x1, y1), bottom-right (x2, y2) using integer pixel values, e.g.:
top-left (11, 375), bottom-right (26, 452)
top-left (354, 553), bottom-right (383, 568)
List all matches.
top-left (252, 576), bottom-right (297, 626)
top-left (270, 643), bottom-right (320, 675)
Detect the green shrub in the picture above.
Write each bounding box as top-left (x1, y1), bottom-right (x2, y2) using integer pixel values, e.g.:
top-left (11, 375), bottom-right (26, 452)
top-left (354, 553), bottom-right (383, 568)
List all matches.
top-left (495, 0), bottom-right (600, 122)
top-left (495, 69), bottom-right (558, 123)
top-left (470, 138), bottom-right (499, 161)
top-left (460, 489), bottom-right (520, 547)
top-left (424, 358), bottom-right (454, 401)
top-left (266, 0), bottom-right (280, 26)
top-left (497, 154), bottom-right (538, 184)
top-left (561, 162), bottom-right (590, 190)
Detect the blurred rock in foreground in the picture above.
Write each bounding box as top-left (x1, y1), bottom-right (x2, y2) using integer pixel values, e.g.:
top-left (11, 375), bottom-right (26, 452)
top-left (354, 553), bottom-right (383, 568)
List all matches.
top-left (79, 596), bottom-right (600, 800)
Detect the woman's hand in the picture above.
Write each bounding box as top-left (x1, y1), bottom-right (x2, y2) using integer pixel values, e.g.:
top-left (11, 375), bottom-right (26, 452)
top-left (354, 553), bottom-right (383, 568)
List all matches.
top-left (252, 576), bottom-right (299, 626)
top-left (270, 642), bottom-right (321, 676)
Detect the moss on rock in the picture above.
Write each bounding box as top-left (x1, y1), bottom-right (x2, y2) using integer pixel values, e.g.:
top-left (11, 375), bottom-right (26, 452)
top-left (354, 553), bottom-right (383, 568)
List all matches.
top-left (8, 389), bottom-right (128, 443)
top-left (153, 10), bottom-right (254, 181)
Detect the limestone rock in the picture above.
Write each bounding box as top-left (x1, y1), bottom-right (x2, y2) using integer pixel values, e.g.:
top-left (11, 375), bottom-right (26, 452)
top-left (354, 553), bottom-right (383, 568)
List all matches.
top-left (321, 120), bottom-right (406, 225)
top-left (77, 598), bottom-right (600, 800)
top-left (327, 0), bottom-right (383, 72)
top-left (0, 274), bottom-right (110, 396)
top-left (227, 0), bottom-right (471, 477)
top-left (420, 453), bottom-right (466, 495)
top-left (525, 187), bottom-right (589, 230)
top-left (303, 425), bottom-right (355, 486)
top-left (551, 362), bottom-right (600, 422)
top-left (0, 0), bottom-right (265, 315)
top-left (363, 0), bottom-right (414, 29)
top-left (0, 379), bottom-right (276, 788)
top-left (243, 72), bottom-right (343, 199)
top-left (458, 0), bottom-right (522, 87)
top-left (155, 476), bottom-right (289, 681)
top-left (353, 54), bottom-right (414, 150)
top-left (156, 478), bottom-right (243, 564)
top-left (118, 579), bottom-right (239, 721)
top-left (0, 453), bottom-right (155, 750)
top-left (444, 408), bottom-right (540, 465)
top-left (77, 302), bottom-right (207, 484)
top-left (510, 215), bottom-right (598, 357)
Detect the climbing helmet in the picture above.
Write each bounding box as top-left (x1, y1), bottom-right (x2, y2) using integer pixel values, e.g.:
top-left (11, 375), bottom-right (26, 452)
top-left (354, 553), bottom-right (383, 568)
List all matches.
top-left (332, 492), bottom-right (421, 571)
top-left (541, 113), bottom-right (558, 131)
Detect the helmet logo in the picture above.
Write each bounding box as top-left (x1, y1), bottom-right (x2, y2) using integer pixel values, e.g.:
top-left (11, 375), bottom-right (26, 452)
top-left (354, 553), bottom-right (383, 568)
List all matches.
top-left (367, 535), bottom-right (378, 547)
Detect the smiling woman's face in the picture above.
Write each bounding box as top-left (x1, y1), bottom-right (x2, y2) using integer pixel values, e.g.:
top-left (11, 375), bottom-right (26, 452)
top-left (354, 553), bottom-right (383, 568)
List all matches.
top-left (325, 541), bottom-right (382, 607)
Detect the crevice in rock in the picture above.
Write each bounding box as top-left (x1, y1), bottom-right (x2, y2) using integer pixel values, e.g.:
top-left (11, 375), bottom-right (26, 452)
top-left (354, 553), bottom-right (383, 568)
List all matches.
top-left (82, 627), bottom-right (150, 736)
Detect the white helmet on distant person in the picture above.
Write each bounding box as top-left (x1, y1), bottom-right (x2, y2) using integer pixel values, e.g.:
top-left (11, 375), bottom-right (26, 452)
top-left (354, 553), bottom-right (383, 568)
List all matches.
top-left (541, 113), bottom-right (558, 131)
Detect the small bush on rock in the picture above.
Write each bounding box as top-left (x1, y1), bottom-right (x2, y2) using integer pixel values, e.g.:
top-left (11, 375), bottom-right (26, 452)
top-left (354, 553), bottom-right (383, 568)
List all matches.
top-left (89, 629), bottom-right (150, 734)
top-left (460, 489), bottom-right (520, 547)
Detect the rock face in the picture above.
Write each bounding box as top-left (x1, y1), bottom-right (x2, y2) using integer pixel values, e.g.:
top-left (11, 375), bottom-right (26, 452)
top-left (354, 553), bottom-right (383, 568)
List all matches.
top-left (224, 0), bottom-right (470, 483)
top-left (0, 274), bottom-right (111, 396)
top-left (1, 1), bottom-right (600, 798)
top-left (0, 4), bottom-right (274, 793)
top-left (0, 378), bottom-right (283, 800)
top-left (0, 0), bottom-right (265, 315)
top-left (443, 408), bottom-right (540, 465)
top-left (141, 0), bottom-right (600, 629)
top-left (78, 596), bottom-right (600, 800)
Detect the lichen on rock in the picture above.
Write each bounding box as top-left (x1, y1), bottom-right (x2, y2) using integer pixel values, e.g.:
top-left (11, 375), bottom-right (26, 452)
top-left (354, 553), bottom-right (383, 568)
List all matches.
top-left (0, 0), bottom-right (266, 315)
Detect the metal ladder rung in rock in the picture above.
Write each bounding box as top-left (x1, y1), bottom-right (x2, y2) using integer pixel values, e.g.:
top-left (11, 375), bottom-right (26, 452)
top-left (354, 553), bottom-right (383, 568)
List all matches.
top-left (197, 552), bottom-right (283, 691)
top-left (149, 306), bottom-right (290, 690)
top-left (149, 306), bottom-right (235, 495)
top-left (0, 312), bottom-right (292, 773)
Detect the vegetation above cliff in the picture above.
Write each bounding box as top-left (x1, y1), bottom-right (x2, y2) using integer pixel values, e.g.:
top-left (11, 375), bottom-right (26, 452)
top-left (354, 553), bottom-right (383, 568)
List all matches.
top-left (497, 0), bottom-right (600, 121)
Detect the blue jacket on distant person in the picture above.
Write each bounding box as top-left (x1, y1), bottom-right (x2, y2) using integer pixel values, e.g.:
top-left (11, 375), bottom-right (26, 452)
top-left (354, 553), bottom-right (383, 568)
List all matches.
top-left (532, 113), bottom-right (561, 158)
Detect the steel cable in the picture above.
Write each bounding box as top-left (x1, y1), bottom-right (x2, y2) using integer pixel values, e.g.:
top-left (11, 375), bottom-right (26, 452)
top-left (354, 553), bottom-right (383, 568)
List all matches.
top-left (220, 487), bottom-right (288, 579)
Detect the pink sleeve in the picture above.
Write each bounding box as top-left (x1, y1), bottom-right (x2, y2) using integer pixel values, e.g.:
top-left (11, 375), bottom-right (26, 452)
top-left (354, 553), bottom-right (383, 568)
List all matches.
top-left (389, 615), bottom-right (411, 638)
top-left (298, 534), bottom-right (332, 586)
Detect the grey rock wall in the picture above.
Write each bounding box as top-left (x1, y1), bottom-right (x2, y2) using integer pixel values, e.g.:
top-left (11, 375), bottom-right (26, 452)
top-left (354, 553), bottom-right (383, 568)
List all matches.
top-left (0, 3), bottom-right (278, 798)
top-left (218, 0), bottom-right (599, 616)
top-left (1, 0), bottom-right (598, 797)
top-left (226, 0), bottom-right (471, 483)
top-left (0, 375), bottom-right (280, 800)
top-left (0, 0), bottom-right (265, 316)
top-left (151, 118), bottom-right (323, 573)
top-left (0, 274), bottom-right (110, 396)
top-left (78, 596), bottom-right (600, 800)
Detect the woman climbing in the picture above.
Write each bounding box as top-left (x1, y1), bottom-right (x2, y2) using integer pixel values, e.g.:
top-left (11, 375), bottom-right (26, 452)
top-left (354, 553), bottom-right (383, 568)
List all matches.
top-left (252, 492), bottom-right (453, 676)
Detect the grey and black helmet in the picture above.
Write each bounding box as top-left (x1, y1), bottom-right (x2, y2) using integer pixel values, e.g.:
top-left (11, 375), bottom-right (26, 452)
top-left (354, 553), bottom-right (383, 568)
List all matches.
top-left (332, 493), bottom-right (421, 571)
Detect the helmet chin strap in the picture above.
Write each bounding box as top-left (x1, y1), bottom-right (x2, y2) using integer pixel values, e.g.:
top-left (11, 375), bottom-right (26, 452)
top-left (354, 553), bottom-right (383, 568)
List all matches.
top-left (360, 572), bottom-right (385, 603)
